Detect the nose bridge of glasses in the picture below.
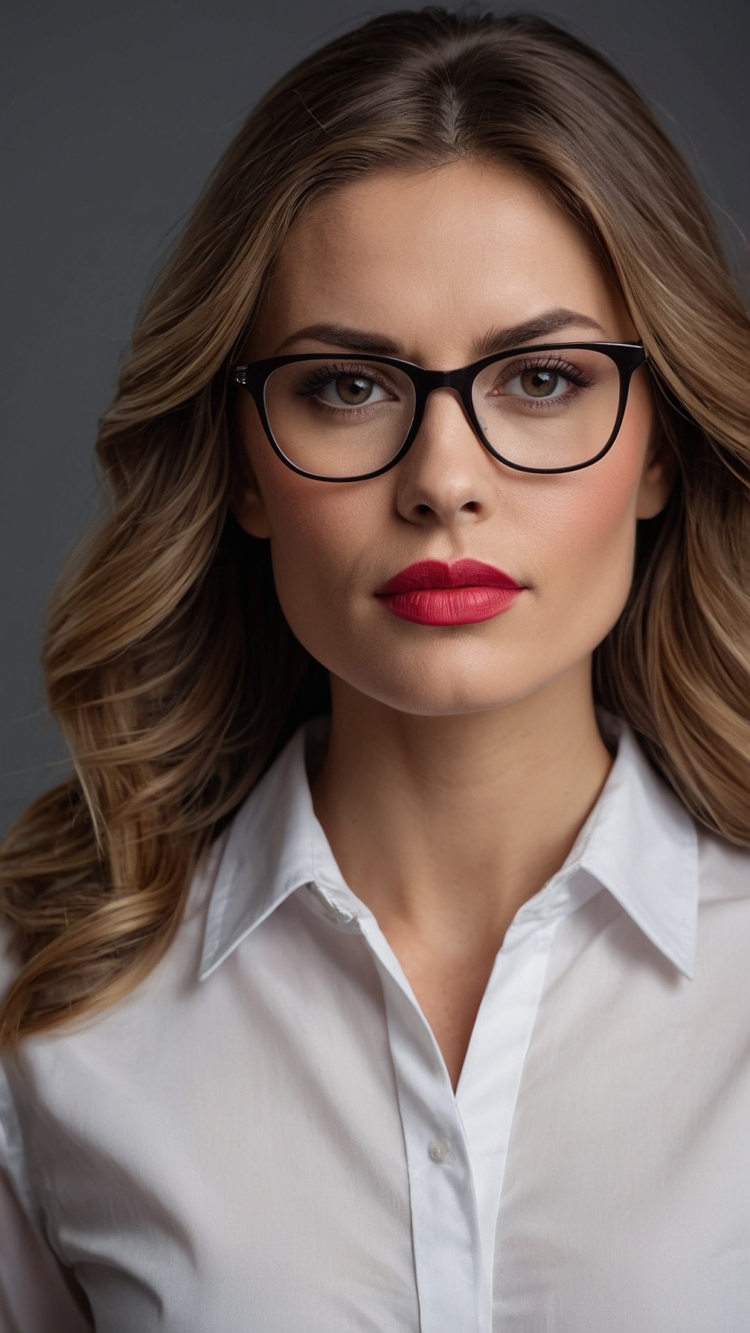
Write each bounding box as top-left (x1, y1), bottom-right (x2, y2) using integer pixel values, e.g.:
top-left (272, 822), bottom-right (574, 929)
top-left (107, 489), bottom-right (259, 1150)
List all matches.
top-left (416, 365), bottom-right (473, 394)
top-left (411, 362), bottom-right (469, 411)
top-left (413, 366), bottom-right (480, 440)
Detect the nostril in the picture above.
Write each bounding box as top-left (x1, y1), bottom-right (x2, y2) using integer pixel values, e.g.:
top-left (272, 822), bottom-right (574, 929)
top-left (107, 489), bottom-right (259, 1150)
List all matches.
top-left (462, 501), bottom-right (479, 513)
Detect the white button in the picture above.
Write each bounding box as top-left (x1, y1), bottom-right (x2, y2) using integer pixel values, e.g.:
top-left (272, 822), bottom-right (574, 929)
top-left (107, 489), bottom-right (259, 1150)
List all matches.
top-left (428, 1137), bottom-right (451, 1164)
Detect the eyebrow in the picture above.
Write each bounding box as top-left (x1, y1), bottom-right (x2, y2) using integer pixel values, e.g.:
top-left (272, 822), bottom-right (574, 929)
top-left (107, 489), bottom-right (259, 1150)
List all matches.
top-left (477, 309), bottom-right (605, 355)
top-left (273, 309), bottom-right (606, 359)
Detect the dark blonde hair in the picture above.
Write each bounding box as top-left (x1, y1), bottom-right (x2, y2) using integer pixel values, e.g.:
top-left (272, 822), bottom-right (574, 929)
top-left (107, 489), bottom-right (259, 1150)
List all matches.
top-left (1, 8), bottom-right (749, 1044)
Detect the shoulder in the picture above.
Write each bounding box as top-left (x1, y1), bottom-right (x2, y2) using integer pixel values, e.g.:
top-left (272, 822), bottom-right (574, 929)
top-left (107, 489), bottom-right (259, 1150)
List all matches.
top-left (0, 830), bottom-right (228, 1198)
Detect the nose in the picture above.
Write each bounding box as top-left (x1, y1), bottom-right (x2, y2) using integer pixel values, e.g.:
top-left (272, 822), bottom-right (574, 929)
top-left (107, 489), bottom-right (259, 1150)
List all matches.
top-left (394, 387), bottom-right (498, 526)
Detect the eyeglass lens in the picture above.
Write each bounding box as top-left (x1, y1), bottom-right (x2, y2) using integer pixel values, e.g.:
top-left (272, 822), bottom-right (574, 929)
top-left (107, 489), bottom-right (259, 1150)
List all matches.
top-left (262, 348), bottom-right (622, 478)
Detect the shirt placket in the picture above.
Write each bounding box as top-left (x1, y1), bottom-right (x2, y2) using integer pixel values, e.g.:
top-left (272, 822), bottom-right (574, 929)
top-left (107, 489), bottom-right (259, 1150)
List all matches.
top-left (357, 914), bottom-right (483, 1333)
top-left (308, 872), bottom-right (590, 1333)
top-left (457, 905), bottom-right (568, 1327)
top-left (306, 880), bottom-right (482, 1333)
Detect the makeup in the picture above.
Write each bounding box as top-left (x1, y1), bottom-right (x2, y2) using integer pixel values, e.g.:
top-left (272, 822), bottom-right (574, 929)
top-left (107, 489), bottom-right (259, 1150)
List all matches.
top-left (375, 559), bottom-right (524, 625)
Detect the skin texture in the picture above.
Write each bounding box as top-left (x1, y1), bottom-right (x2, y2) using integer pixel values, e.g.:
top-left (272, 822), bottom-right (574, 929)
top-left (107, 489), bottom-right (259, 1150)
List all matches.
top-left (233, 160), bottom-right (674, 1088)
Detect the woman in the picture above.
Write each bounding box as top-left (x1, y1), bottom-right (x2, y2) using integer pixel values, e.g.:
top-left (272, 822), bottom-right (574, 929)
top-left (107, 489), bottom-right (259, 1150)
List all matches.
top-left (1, 8), bottom-right (749, 1331)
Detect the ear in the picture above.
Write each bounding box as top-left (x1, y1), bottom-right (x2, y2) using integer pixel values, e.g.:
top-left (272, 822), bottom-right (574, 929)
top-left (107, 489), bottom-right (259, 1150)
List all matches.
top-left (229, 433), bottom-right (272, 540)
top-left (636, 429), bottom-right (679, 520)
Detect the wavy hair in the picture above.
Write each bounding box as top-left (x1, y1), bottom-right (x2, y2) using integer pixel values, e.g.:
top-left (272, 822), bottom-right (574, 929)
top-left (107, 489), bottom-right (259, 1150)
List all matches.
top-left (1, 8), bottom-right (749, 1044)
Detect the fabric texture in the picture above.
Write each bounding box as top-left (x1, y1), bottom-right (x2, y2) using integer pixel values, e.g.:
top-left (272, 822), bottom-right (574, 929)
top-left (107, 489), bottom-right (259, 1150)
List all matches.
top-left (0, 716), bottom-right (748, 1332)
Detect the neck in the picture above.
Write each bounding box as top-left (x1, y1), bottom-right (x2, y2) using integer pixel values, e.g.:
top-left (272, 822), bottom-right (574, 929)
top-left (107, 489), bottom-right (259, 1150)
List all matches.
top-left (311, 662), bottom-right (612, 948)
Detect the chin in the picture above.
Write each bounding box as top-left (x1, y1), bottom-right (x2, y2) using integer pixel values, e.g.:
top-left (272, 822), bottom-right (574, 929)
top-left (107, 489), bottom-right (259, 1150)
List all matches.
top-left (338, 656), bottom-right (544, 718)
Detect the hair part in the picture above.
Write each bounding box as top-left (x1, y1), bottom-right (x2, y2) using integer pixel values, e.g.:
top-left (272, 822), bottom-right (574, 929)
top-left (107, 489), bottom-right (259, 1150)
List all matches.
top-left (2, 8), bottom-right (749, 1044)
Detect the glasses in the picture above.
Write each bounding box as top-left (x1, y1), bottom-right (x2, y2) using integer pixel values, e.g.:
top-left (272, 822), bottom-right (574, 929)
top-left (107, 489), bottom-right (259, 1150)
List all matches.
top-left (233, 341), bottom-right (646, 481)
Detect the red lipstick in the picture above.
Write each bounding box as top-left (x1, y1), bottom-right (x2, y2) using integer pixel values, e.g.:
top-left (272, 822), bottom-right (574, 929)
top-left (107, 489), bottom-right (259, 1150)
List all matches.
top-left (375, 559), bottom-right (524, 625)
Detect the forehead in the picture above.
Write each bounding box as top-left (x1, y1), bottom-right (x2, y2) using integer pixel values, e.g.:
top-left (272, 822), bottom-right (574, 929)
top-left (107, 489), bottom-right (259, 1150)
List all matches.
top-left (254, 160), bottom-right (626, 354)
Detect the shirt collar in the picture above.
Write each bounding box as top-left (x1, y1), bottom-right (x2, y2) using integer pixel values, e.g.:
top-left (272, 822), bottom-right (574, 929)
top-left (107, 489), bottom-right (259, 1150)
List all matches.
top-left (198, 714), bottom-right (699, 983)
top-left (568, 718), bottom-right (698, 978)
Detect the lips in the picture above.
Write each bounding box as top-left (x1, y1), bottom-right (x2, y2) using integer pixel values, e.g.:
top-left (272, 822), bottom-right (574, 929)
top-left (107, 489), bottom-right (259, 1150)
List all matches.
top-left (375, 559), bottom-right (524, 626)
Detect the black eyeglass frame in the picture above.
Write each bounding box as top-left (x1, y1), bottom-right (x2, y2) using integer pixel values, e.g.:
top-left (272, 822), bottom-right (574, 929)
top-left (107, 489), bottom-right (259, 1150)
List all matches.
top-left (233, 341), bottom-right (647, 482)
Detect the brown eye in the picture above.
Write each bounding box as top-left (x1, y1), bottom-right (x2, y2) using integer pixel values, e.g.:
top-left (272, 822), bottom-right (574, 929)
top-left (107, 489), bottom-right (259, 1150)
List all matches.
top-left (520, 368), bottom-right (560, 398)
top-left (333, 375), bottom-right (376, 405)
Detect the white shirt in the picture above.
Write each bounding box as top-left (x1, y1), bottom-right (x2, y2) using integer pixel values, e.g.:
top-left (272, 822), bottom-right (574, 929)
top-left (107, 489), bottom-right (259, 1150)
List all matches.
top-left (1, 715), bottom-right (750, 1333)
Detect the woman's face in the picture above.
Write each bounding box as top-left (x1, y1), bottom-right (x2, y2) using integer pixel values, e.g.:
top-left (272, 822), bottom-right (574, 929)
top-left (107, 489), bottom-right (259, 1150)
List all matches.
top-left (233, 160), bottom-right (672, 716)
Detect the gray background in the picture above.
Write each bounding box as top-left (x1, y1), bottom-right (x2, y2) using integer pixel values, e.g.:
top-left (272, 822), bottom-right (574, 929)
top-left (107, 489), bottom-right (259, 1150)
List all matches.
top-left (2, 0), bottom-right (748, 835)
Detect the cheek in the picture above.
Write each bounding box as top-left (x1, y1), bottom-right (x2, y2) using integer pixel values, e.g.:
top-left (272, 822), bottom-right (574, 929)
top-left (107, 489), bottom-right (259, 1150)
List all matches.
top-left (259, 470), bottom-right (385, 655)
top-left (267, 480), bottom-right (370, 575)
top-left (237, 401), bottom-right (377, 663)
top-left (239, 402), bottom-right (346, 575)
top-left (530, 401), bottom-right (652, 639)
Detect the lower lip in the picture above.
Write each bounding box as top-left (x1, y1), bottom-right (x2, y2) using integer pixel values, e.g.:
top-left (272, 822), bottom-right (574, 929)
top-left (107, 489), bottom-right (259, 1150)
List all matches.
top-left (377, 585), bottom-right (523, 625)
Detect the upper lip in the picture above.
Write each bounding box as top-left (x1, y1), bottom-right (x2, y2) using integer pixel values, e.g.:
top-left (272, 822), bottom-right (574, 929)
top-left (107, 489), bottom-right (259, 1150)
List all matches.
top-left (375, 559), bottom-right (523, 595)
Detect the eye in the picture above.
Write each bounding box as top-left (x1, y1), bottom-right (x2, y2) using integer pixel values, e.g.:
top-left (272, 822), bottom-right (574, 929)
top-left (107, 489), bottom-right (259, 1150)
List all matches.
top-left (318, 373), bottom-right (390, 407)
top-left (507, 367), bottom-right (569, 400)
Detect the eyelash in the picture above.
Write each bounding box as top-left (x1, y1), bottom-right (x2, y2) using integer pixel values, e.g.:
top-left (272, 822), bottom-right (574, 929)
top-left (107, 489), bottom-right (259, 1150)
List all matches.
top-left (296, 363), bottom-right (394, 398)
top-left (498, 356), bottom-right (592, 390)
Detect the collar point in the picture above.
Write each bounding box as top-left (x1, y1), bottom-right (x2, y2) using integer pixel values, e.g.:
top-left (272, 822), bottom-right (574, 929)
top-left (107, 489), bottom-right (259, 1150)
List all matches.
top-left (675, 955), bottom-right (696, 982)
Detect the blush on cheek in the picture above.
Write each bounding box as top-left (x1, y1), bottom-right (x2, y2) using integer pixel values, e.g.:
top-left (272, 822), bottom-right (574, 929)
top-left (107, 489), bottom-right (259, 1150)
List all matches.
top-left (565, 395), bottom-right (651, 549)
top-left (530, 438), bottom-right (645, 658)
top-left (263, 504), bottom-right (359, 665)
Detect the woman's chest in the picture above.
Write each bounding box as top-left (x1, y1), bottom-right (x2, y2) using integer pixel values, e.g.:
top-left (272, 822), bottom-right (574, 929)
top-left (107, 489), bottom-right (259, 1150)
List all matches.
top-left (12, 890), bottom-right (750, 1332)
